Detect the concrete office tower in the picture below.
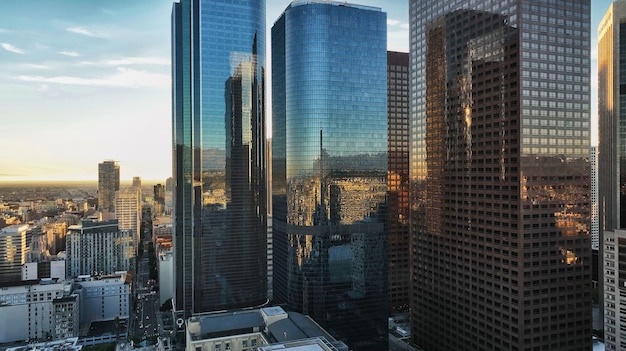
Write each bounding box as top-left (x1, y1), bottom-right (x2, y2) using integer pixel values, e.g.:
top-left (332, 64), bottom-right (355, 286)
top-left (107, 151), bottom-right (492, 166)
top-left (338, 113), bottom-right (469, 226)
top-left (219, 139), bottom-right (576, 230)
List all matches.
top-left (409, 1), bottom-right (591, 350)
top-left (272, 2), bottom-right (388, 349)
top-left (65, 219), bottom-right (133, 278)
top-left (116, 188), bottom-right (141, 251)
top-left (172, 0), bottom-right (267, 316)
top-left (0, 224), bottom-right (29, 282)
top-left (387, 51), bottom-right (410, 312)
top-left (599, 0), bottom-right (626, 248)
top-left (98, 160), bottom-right (120, 213)
top-left (599, 2), bottom-right (626, 349)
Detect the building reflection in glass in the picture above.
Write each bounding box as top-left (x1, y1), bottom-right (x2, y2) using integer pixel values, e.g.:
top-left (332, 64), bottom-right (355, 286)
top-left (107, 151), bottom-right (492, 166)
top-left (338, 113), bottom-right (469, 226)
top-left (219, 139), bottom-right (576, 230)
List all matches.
top-left (172, 0), bottom-right (266, 316)
top-left (272, 2), bottom-right (388, 350)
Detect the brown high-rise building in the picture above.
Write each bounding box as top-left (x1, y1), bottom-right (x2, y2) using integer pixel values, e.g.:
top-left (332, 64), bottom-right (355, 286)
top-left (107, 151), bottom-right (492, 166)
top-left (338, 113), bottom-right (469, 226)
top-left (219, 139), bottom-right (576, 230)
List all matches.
top-left (409, 1), bottom-right (591, 350)
top-left (387, 51), bottom-right (410, 312)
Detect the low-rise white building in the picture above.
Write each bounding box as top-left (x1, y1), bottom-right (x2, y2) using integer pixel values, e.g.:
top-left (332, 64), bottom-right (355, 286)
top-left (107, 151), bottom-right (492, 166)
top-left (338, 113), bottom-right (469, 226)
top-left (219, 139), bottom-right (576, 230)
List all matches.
top-left (73, 272), bottom-right (130, 325)
top-left (0, 279), bottom-right (76, 343)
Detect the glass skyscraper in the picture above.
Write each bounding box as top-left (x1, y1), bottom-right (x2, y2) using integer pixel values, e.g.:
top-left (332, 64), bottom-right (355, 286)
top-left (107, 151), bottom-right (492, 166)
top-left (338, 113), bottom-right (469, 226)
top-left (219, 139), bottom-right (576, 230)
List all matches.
top-left (409, 0), bottom-right (591, 350)
top-left (98, 160), bottom-right (119, 213)
top-left (272, 2), bottom-right (388, 350)
top-left (172, 0), bottom-right (267, 317)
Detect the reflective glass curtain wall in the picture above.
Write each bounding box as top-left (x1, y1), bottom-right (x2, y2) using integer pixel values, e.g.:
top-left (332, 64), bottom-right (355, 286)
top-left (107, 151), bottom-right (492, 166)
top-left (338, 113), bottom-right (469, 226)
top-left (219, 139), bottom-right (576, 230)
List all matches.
top-left (172, 0), bottom-right (267, 317)
top-left (272, 2), bottom-right (388, 350)
top-left (410, 0), bottom-right (591, 350)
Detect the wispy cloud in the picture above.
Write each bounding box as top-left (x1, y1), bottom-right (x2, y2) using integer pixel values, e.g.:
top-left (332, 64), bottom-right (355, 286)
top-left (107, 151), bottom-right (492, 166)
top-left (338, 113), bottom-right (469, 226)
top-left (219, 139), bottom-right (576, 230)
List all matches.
top-left (79, 57), bottom-right (169, 66)
top-left (387, 18), bottom-right (410, 30)
top-left (18, 67), bottom-right (169, 88)
top-left (0, 28), bottom-right (9, 33)
top-left (66, 26), bottom-right (97, 37)
top-left (24, 64), bottom-right (48, 69)
top-left (1, 42), bottom-right (24, 54)
top-left (58, 51), bottom-right (80, 57)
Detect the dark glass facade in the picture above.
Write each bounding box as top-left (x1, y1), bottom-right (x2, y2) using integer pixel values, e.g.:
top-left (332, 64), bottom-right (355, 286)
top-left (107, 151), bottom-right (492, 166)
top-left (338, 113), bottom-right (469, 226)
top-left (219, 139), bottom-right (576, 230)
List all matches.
top-left (272, 2), bottom-right (388, 350)
top-left (387, 51), bottom-right (410, 312)
top-left (98, 160), bottom-right (120, 213)
top-left (172, 0), bottom-right (267, 317)
top-left (410, 1), bottom-right (591, 350)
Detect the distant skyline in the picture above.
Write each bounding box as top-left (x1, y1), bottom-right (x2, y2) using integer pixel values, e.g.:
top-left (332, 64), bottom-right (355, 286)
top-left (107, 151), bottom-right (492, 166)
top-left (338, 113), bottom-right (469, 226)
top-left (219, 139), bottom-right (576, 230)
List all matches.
top-left (0, 0), bottom-right (610, 181)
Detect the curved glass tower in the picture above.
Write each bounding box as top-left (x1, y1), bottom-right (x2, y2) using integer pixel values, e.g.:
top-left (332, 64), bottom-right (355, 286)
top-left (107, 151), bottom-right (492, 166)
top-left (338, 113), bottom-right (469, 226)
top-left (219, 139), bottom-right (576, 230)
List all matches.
top-left (172, 0), bottom-right (266, 316)
top-left (272, 2), bottom-right (388, 350)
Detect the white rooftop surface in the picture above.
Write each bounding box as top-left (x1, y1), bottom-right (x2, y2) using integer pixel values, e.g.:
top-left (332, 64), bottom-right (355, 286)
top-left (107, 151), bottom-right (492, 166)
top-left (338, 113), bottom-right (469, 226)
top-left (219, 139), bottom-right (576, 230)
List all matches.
top-left (261, 345), bottom-right (325, 351)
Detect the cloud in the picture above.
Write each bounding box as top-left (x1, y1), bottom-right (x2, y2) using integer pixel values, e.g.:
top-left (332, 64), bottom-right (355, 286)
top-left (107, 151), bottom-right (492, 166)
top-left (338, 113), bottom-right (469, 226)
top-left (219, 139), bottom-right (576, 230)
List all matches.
top-left (24, 64), bottom-right (48, 69)
top-left (387, 19), bottom-right (400, 26)
top-left (400, 23), bottom-right (410, 30)
top-left (0, 28), bottom-right (9, 33)
top-left (37, 84), bottom-right (50, 92)
top-left (17, 67), bottom-right (169, 88)
top-left (58, 51), bottom-right (80, 57)
top-left (79, 57), bottom-right (170, 66)
top-left (1, 42), bottom-right (24, 54)
top-left (66, 26), bottom-right (97, 37)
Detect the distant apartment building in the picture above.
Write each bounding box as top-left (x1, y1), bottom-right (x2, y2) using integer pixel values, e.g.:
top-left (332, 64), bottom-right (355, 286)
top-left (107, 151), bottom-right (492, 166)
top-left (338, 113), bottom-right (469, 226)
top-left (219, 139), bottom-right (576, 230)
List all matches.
top-left (43, 221), bottom-right (68, 255)
top-left (73, 273), bottom-right (130, 325)
top-left (153, 184), bottom-right (165, 216)
top-left (98, 160), bottom-right (120, 213)
top-left (65, 219), bottom-right (133, 278)
top-left (0, 279), bottom-right (77, 343)
top-left (115, 188), bottom-right (141, 252)
top-left (0, 224), bottom-right (30, 282)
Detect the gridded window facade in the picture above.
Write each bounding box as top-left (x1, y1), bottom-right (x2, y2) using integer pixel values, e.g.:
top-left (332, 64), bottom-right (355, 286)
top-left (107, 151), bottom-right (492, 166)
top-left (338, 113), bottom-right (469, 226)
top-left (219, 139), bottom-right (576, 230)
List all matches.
top-left (409, 1), bottom-right (591, 350)
top-left (387, 51), bottom-right (410, 312)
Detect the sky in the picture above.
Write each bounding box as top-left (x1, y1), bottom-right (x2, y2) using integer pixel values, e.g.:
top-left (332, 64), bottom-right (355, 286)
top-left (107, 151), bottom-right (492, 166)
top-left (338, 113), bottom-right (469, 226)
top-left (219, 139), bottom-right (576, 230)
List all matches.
top-left (0, 1), bottom-right (612, 182)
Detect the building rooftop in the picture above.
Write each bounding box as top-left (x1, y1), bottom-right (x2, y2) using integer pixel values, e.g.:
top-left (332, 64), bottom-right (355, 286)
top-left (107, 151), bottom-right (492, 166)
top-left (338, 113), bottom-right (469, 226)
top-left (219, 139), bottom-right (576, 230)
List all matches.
top-left (257, 337), bottom-right (341, 351)
top-left (5, 337), bottom-right (81, 351)
top-left (197, 310), bottom-right (264, 335)
top-left (187, 307), bottom-right (347, 350)
top-left (289, 0), bottom-right (381, 12)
